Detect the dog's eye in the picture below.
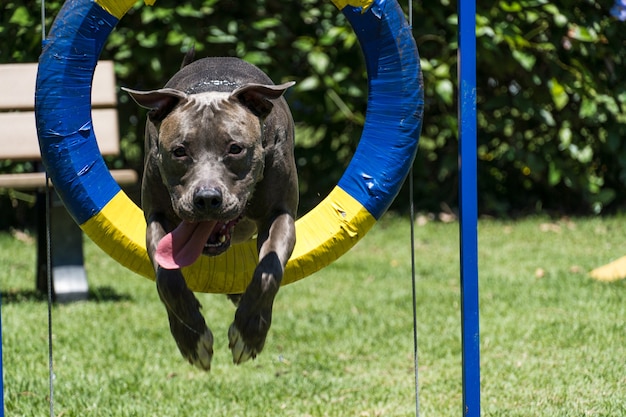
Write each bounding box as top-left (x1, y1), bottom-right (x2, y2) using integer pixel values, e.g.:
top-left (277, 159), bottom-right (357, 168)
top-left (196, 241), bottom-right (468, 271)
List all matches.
top-left (228, 144), bottom-right (243, 155)
top-left (172, 146), bottom-right (187, 158)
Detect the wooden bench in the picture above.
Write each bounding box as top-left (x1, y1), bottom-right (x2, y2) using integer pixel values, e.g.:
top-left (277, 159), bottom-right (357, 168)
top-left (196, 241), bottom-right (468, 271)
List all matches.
top-left (0, 61), bottom-right (138, 302)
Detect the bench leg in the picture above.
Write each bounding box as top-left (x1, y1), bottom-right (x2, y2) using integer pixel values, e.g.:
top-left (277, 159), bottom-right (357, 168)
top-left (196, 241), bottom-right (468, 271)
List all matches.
top-left (36, 190), bottom-right (89, 303)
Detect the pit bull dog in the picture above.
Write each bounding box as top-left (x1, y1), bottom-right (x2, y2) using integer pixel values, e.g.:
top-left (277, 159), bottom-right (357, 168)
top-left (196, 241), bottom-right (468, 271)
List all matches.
top-left (123, 52), bottom-right (298, 370)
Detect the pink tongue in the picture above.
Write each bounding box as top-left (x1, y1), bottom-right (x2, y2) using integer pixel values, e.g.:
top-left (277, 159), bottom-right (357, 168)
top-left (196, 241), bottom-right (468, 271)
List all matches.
top-left (155, 221), bottom-right (217, 269)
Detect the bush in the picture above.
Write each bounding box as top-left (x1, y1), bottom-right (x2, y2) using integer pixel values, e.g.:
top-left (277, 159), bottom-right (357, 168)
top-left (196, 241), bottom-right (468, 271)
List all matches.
top-left (1, 0), bottom-right (625, 222)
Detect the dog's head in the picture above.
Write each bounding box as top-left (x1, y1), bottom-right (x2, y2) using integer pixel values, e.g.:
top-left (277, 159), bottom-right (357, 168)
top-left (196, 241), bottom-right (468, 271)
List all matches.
top-left (125, 82), bottom-right (293, 220)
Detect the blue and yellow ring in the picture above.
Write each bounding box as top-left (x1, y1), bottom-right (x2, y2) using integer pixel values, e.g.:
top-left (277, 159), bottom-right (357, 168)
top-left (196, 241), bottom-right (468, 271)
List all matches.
top-left (35, 0), bottom-right (423, 293)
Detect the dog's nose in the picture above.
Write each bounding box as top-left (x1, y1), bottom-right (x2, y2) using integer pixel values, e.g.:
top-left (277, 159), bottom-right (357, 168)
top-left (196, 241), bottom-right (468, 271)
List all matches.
top-left (193, 187), bottom-right (222, 211)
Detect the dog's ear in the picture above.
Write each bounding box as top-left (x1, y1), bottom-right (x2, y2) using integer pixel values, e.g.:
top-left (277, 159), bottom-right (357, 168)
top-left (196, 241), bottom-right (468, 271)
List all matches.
top-left (122, 87), bottom-right (188, 122)
top-left (231, 81), bottom-right (295, 119)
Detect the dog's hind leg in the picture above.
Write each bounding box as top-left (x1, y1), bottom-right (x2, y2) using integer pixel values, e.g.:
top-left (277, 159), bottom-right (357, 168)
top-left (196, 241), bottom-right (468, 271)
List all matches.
top-left (226, 293), bottom-right (243, 306)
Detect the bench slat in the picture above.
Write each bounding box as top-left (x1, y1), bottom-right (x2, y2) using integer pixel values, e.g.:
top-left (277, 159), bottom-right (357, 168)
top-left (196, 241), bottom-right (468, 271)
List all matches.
top-left (0, 109), bottom-right (120, 160)
top-left (0, 61), bottom-right (117, 111)
top-left (0, 169), bottom-right (138, 190)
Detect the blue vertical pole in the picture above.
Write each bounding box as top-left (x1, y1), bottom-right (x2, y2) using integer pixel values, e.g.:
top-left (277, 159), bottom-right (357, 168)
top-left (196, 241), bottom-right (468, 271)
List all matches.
top-left (458, 1), bottom-right (481, 416)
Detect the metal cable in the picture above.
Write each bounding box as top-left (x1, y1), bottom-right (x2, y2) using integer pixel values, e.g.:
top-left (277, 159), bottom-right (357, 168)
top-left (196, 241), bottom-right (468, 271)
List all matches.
top-left (45, 177), bottom-right (55, 417)
top-left (409, 167), bottom-right (420, 417)
top-left (407, 4), bottom-right (420, 416)
top-left (41, 1), bottom-right (55, 415)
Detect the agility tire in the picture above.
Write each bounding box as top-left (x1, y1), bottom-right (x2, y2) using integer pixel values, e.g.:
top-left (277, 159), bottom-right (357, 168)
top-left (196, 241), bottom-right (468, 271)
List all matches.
top-left (35, 0), bottom-right (424, 293)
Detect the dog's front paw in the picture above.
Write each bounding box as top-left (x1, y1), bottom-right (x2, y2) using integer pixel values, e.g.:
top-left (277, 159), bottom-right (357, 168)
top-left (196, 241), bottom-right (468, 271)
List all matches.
top-left (228, 305), bottom-right (272, 364)
top-left (167, 310), bottom-right (214, 371)
top-left (228, 323), bottom-right (260, 364)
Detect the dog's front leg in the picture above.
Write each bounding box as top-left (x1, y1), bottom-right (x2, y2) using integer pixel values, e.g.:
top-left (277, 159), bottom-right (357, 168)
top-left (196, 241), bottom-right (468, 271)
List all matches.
top-left (228, 211), bottom-right (296, 364)
top-left (147, 215), bottom-right (214, 371)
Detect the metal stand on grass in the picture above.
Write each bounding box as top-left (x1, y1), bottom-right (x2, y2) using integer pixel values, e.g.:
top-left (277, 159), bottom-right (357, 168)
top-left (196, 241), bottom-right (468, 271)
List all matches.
top-left (413, 3), bottom-right (480, 415)
top-left (0, 2), bottom-right (481, 415)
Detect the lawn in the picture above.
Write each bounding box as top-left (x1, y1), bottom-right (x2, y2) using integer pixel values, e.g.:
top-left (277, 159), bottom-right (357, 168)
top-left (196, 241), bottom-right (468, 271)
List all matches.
top-left (1, 214), bottom-right (625, 416)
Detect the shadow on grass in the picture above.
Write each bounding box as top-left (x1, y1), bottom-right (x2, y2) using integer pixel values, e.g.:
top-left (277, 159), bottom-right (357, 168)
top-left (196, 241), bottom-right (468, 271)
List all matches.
top-left (0, 286), bottom-right (133, 304)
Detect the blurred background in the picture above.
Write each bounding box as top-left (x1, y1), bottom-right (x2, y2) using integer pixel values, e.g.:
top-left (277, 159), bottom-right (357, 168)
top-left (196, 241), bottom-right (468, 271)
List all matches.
top-left (2, 0), bottom-right (625, 229)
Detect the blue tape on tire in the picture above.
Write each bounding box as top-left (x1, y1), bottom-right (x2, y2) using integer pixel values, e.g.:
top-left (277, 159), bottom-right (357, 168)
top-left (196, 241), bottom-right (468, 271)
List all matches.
top-left (340, 2), bottom-right (424, 219)
top-left (36, 0), bottom-right (120, 223)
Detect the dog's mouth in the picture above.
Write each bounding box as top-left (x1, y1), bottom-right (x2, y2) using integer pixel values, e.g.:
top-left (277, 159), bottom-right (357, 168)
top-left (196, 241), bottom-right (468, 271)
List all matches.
top-left (203, 217), bottom-right (241, 256)
top-left (155, 217), bottom-right (241, 270)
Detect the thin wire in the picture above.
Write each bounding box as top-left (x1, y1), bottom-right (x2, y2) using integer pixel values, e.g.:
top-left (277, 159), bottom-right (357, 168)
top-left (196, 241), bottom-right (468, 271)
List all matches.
top-left (406, 4), bottom-right (420, 417)
top-left (45, 177), bottom-right (55, 417)
top-left (41, 0), bottom-right (46, 41)
top-left (409, 168), bottom-right (420, 417)
top-left (41, 1), bottom-right (55, 416)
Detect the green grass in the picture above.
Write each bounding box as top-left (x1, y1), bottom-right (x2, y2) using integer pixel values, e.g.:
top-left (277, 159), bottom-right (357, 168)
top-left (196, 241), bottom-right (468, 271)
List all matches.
top-left (1, 215), bottom-right (625, 416)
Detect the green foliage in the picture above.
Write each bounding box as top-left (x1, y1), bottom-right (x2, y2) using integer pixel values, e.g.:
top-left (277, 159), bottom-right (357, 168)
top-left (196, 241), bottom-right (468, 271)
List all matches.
top-left (2, 0), bottom-right (626, 217)
top-left (409, 0), bottom-right (626, 215)
top-left (476, 0), bottom-right (626, 214)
